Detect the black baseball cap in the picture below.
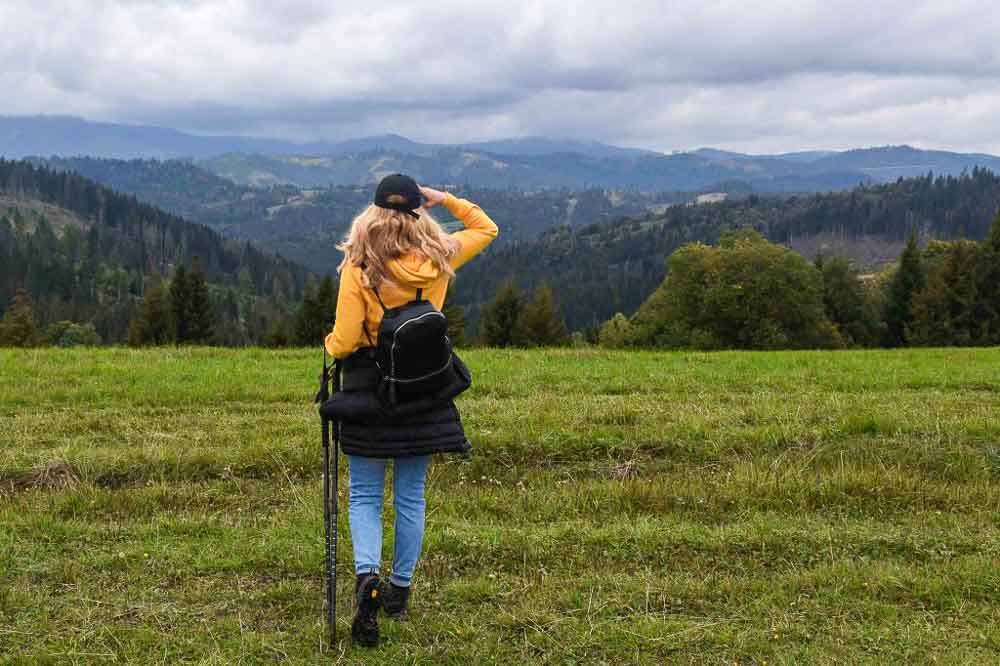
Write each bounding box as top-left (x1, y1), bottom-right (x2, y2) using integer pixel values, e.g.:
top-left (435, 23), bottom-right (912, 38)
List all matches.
top-left (374, 173), bottom-right (422, 219)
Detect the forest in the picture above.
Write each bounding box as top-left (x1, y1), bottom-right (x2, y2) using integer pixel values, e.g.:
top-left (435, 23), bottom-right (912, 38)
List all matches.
top-left (2, 159), bottom-right (999, 351)
top-left (0, 160), bottom-right (308, 345)
top-left (454, 169), bottom-right (1000, 330)
top-left (31, 156), bottom-right (692, 272)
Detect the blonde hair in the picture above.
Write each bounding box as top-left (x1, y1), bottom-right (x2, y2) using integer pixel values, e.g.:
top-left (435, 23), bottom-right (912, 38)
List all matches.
top-left (337, 204), bottom-right (461, 288)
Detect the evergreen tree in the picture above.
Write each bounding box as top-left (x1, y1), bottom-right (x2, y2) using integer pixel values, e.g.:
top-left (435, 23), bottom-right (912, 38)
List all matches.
top-left (884, 233), bottom-right (926, 347)
top-left (479, 280), bottom-right (522, 347)
top-left (442, 300), bottom-right (467, 348)
top-left (514, 282), bottom-right (570, 347)
top-left (973, 210), bottom-right (1000, 344)
top-left (0, 290), bottom-right (43, 347)
top-left (264, 317), bottom-right (292, 348)
top-left (169, 265), bottom-right (192, 343)
top-left (128, 278), bottom-right (171, 346)
top-left (293, 281), bottom-right (318, 346)
top-left (908, 241), bottom-right (980, 346)
top-left (816, 255), bottom-right (881, 347)
top-left (293, 275), bottom-right (336, 347)
top-left (317, 274), bottom-right (337, 334)
top-left (187, 259), bottom-right (215, 344)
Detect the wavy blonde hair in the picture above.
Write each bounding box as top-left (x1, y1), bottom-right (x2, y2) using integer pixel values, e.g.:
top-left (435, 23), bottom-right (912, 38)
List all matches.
top-left (337, 203), bottom-right (461, 288)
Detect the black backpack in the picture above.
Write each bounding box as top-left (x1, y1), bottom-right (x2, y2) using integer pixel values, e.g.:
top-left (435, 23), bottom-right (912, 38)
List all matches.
top-left (364, 285), bottom-right (453, 405)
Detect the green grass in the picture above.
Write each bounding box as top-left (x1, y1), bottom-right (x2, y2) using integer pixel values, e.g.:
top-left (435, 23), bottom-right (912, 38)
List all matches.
top-left (1, 347), bottom-right (999, 664)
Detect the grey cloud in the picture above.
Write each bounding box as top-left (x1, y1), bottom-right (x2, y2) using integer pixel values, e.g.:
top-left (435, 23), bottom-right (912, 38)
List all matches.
top-left (2, 0), bottom-right (999, 152)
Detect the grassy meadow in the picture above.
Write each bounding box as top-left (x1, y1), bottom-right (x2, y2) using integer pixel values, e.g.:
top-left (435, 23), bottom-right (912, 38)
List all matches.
top-left (1, 346), bottom-right (999, 664)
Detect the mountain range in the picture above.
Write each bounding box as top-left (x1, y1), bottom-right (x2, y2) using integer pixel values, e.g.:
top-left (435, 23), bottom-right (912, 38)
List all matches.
top-left (6, 115), bottom-right (1000, 193)
top-left (0, 115), bottom-right (653, 161)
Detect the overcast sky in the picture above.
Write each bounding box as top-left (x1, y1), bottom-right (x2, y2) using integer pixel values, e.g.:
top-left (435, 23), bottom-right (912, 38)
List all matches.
top-left (2, 0), bottom-right (998, 153)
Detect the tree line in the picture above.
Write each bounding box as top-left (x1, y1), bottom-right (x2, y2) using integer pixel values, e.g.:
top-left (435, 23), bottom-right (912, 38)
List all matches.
top-left (5, 209), bottom-right (997, 351)
top-left (594, 211), bottom-right (1000, 350)
top-left (453, 169), bottom-right (1000, 331)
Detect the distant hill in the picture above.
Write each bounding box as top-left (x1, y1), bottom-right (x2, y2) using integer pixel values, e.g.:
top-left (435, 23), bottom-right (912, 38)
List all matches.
top-left (0, 115), bottom-right (308, 159)
top-left (198, 145), bottom-right (1000, 193)
top-left (0, 115), bottom-right (650, 161)
top-left (450, 169), bottom-right (1000, 331)
top-left (806, 145), bottom-right (1000, 181)
top-left (195, 148), bottom-right (870, 192)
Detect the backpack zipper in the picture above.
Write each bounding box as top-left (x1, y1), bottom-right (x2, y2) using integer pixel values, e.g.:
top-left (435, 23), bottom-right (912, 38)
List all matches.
top-left (390, 311), bottom-right (447, 382)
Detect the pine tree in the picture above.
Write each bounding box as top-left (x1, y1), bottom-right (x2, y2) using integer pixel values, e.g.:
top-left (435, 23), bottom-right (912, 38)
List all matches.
top-left (973, 210), bottom-right (1000, 344)
top-left (187, 259), bottom-right (215, 344)
top-left (291, 275), bottom-right (336, 347)
top-left (442, 300), bottom-right (467, 348)
top-left (884, 233), bottom-right (925, 347)
top-left (293, 281), bottom-right (318, 346)
top-left (128, 277), bottom-right (171, 346)
top-left (514, 282), bottom-right (570, 347)
top-left (264, 316), bottom-right (292, 348)
top-left (908, 241), bottom-right (980, 346)
top-left (816, 255), bottom-right (881, 347)
top-left (169, 265), bottom-right (192, 343)
top-left (479, 280), bottom-right (522, 347)
top-left (0, 290), bottom-right (43, 347)
top-left (316, 275), bottom-right (337, 334)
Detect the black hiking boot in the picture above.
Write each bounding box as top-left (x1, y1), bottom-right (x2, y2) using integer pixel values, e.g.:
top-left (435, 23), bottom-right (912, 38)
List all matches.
top-left (380, 580), bottom-right (411, 620)
top-left (351, 572), bottom-right (382, 647)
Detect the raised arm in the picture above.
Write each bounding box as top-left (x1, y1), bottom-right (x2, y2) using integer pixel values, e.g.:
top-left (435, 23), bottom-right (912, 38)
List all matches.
top-left (324, 264), bottom-right (366, 359)
top-left (421, 187), bottom-right (499, 270)
top-left (443, 193), bottom-right (499, 269)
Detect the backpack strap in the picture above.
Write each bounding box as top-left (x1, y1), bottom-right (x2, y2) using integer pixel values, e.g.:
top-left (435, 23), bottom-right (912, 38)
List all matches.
top-left (361, 281), bottom-right (386, 348)
top-left (416, 288), bottom-right (423, 301)
top-left (370, 284), bottom-right (388, 313)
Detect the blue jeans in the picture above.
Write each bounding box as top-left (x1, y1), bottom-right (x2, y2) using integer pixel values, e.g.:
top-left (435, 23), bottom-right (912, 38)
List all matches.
top-left (346, 454), bottom-right (430, 587)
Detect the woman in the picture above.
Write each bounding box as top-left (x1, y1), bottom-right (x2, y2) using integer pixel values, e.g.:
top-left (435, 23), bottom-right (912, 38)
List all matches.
top-left (324, 173), bottom-right (498, 647)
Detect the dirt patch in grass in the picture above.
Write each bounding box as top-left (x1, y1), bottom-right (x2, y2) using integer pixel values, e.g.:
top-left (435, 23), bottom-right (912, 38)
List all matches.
top-left (0, 461), bottom-right (80, 495)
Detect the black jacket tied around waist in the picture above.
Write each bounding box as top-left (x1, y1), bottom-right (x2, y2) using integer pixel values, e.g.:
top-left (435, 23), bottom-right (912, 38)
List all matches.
top-left (319, 348), bottom-right (473, 458)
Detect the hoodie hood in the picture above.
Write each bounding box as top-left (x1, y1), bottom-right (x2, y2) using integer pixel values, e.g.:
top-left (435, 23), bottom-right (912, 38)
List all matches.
top-left (386, 252), bottom-right (442, 289)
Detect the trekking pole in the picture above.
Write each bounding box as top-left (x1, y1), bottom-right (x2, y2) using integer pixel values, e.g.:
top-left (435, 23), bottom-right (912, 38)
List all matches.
top-left (316, 349), bottom-right (341, 647)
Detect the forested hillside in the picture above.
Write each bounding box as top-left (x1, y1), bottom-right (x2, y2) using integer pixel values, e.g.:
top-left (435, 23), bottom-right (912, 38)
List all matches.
top-left (32, 157), bottom-right (691, 272)
top-left (0, 160), bottom-right (309, 344)
top-left (453, 169), bottom-right (1000, 331)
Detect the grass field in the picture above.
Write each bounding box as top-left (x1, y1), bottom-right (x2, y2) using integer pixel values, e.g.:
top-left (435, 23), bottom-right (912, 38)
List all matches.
top-left (1, 347), bottom-right (999, 664)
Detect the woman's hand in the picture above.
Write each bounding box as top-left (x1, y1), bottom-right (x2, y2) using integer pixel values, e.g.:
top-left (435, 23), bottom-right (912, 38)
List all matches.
top-left (419, 185), bottom-right (447, 209)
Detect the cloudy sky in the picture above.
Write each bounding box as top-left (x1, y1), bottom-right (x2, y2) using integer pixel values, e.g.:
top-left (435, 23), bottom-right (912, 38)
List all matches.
top-left (2, 0), bottom-right (998, 153)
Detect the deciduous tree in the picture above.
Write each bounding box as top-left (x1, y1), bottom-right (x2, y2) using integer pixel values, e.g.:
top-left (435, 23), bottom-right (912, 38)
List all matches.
top-left (0, 290), bottom-right (43, 347)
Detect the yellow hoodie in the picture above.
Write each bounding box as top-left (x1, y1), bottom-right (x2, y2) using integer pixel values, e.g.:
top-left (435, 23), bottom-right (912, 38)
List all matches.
top-left (324, 192), bottom-right (499, 359)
